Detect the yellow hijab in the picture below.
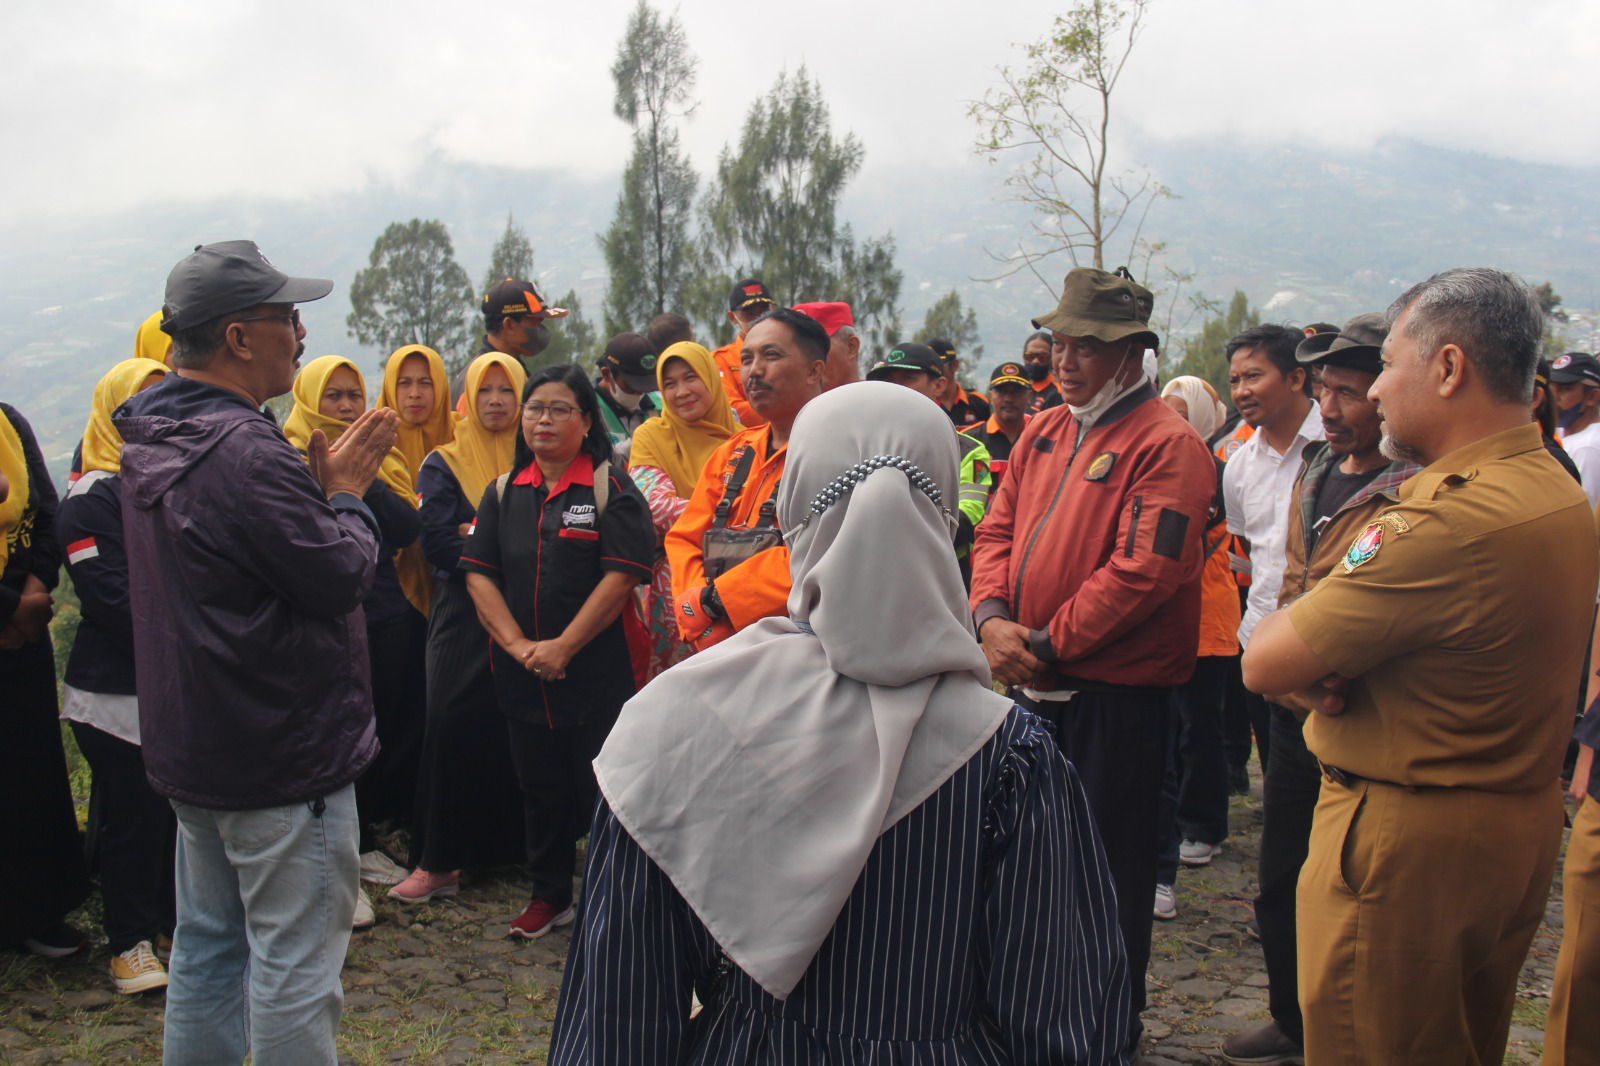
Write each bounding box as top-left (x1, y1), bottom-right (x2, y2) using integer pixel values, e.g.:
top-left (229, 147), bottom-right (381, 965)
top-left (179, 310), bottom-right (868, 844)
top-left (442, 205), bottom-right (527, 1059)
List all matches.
top-left (0, 408), bottom-right (28, 573)
top-left (628, 341), bottom-right (738, 496)
top-left (284, 356), bottom-right (432, 615)
top-left (133, 311), bottom-right (173, 368)
top-left (432, 352), bottom-right (527, 510)
top-left (379, 344), bottom-right (455, 479)
top-left (81, 358), bottom-right (169, 476)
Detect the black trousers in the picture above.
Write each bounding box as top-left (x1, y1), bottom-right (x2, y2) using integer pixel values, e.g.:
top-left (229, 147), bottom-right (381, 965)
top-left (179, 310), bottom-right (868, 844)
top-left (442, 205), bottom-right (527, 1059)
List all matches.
top-left (1015, 688), bottom-right (1168, 1045)
top-left (357, 609), bottom-right (427, 849)
top-left (1171, 656), bottom-right (1230, 845)
top-left (504, 712), bottom-right (617, 910)
top-left (1256, 704), bottom-right (1321, 1043)
top-left (70, 721), bottom-right (176, 954)
top-left (1240, 689), bottom-right (1276, 778)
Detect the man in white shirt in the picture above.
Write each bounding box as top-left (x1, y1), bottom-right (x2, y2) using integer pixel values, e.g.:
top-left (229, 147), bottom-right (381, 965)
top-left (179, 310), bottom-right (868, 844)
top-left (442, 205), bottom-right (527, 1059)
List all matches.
top-left (1550, 352), bottom-right (1600, 506)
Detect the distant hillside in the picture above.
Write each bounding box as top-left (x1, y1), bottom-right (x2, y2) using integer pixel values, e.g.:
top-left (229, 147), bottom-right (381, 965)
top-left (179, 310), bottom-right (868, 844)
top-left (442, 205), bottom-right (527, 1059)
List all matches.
top-left (5, 136), bottom-right (1598, 478)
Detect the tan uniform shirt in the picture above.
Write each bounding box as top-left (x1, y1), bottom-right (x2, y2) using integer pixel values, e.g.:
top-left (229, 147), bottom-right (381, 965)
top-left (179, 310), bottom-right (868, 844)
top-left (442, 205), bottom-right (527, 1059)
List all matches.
top-left (1287, 422), bottom-right (1597, 792)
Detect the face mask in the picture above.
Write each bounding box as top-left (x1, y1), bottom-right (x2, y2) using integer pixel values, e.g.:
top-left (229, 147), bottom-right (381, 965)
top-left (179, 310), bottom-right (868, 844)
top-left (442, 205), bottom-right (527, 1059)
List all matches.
top-left (610, 386), bottom-right (643, 411)
top-left (1067, 347), bottom-right (1145, 428)
top-left (1559, 402), bottom-right (1585, 431)
top-left (520, 322), bottom-right (551, 357)
top-left (1023, 362), bottom-right (1050, 383)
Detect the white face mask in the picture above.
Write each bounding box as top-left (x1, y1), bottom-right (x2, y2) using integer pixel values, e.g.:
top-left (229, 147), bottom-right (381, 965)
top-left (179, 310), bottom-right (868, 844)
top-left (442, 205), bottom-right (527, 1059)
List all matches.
top-left (1067, 345), bottom-right (1145, 428)
top-left (609, 386), bottom-right (643, 411)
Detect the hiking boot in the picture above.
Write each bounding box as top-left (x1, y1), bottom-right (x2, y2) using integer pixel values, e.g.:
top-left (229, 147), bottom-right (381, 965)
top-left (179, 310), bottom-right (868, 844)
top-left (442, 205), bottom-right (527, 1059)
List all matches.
top-left (352, 888), bottom-right (376, 929)
top-left (1221, 1020), bottom-right (1304, 1065)
top-left (508, 899), bottom-right (575, 940)
top-left (22, 922), bottom-right (87, 958)
top-left (387, 868), bottom-right (460, 904)
top-left (1153, 883), bottom-right (1177, 921)
top-left (1179, 840), bottom-right (1223, 865)
top-left (110, 940), bottom-right (168, 995)
top-left (359, 850), bottom-right (409, 886)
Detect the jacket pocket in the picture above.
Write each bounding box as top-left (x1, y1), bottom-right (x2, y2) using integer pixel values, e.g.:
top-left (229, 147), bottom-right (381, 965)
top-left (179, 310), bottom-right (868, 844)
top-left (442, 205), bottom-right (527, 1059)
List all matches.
top-left (558, 527), bottom-right (600, 541)
top-left (1123, 496), bottom-right (1144, 558)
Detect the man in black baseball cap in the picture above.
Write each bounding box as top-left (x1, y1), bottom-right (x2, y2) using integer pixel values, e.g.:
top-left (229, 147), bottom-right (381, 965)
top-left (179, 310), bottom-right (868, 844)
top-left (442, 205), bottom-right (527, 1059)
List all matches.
top-left (1550, 352), bottom-right (1600, 504)
top-left (926, 337), bottom-right (992, 427)
top-left (961, 362), bottom-right (1033, 495)
top-left (712, 278), bottom-right (776, 427)
top-left (594, 332), bottom-right (660, 463)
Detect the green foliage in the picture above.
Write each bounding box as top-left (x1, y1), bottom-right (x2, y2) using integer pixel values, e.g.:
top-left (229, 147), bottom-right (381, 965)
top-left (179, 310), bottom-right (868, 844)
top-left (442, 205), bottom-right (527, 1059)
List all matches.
top-left (347, 219), bottom-right (475, 363)
top-left (603, 1), bottom-right (700, 335)
top-left (970, 0), bottom-right (1165, 275)
top-left (1168, 290), bottom-right (1260, 399)
top-left (537, 289), bottom-right (600, 375)
top-left (481, 213), bottom-right (537, 296)
top-left (915, 290), bottom-right (985, 368)
top-left (701, 67), bottom-right (902, 351)
top-left (1536, 280), bottom-right (1572, 356)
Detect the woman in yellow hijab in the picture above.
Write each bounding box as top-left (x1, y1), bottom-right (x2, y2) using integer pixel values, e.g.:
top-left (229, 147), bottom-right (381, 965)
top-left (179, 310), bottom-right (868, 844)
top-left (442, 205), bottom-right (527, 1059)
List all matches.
top-left (379, 344), bottom-right (455, 480)
top-left (393, 351), bottom-right (528, 903)
top-left (58, 359), bottom-right (176, 988)
top-left (284, 356), bottom-right (430, 890)
top-left (625, 341), bottom-right (738, 678)
top-left (132, 312), bottom-right (172, 369)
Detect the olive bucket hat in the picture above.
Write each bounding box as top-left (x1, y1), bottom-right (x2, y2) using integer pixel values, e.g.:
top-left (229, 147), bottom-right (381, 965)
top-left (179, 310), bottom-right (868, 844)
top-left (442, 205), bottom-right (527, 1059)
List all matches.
top-left (1031, 267), bottom-right (1158, 346)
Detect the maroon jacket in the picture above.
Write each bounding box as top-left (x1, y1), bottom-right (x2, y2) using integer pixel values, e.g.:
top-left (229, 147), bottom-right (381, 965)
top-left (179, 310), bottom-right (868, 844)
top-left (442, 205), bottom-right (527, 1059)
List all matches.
top-left (116, 376), bottom-right (380, 810)
top-left (971, 383), bottom-right (1214, 689)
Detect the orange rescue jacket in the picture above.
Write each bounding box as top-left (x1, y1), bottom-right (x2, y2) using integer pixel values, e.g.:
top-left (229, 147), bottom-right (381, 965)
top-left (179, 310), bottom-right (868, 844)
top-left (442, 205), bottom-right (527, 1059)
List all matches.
top-left (712, 338), bottom-right (765, 429)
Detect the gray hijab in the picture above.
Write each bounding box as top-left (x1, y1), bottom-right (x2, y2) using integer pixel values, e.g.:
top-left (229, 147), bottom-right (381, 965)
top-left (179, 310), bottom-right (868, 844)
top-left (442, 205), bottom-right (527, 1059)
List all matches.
top-left (592, 381), bottom-right (1012, 999)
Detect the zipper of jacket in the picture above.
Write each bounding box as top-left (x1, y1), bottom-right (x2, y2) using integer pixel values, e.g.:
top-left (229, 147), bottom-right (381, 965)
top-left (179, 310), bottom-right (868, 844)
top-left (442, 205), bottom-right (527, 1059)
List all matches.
top-left (1123, 496), bottom-right (1143, 558)
top-left (1012, 425), bottom-right (1091, 618)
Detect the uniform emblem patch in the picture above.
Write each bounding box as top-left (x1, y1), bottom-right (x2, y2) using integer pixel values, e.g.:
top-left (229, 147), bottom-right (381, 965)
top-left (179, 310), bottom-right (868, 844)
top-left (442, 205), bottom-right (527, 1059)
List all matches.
top-left (1342, 520), bottom-right (1386, 573)
top-left (1223, 439), bottom-right (1243, 459)
top-left (1084, 451), bottom-right (1118, 481)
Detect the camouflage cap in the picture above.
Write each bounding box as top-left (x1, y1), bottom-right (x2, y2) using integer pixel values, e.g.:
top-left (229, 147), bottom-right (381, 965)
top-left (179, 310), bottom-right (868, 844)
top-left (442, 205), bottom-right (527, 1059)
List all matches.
top-left (1031, 267), bottom-right (1157, 346)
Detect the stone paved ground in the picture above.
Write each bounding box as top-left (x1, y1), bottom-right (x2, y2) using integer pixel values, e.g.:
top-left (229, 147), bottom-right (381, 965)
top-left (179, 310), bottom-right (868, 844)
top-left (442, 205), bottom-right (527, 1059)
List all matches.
top-left (0, 779), bottom-right (1571, 1065)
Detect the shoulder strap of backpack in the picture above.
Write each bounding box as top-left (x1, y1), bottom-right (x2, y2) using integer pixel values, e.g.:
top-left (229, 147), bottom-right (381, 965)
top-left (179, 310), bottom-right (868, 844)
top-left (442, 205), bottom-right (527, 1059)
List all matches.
top-left (493, 472), bottom-right (510, 504)
top-left (593, 459), bottom-right (611, 517)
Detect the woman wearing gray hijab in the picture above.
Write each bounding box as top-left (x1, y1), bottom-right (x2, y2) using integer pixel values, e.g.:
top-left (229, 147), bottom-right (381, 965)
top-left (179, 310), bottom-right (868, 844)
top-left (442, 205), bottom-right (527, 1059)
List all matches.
top-left (549, 382), bottom-right (1131, 1064)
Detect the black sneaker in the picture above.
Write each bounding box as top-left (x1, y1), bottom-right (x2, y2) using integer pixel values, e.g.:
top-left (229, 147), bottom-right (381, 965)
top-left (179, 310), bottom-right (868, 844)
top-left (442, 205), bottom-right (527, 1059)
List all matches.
top-left (1229, 764), bottom-right (1251, 796)
top-left (1221, 1020), bottom-right (1304, 1065)
top-left (23, 922), bottom-right (88, 959)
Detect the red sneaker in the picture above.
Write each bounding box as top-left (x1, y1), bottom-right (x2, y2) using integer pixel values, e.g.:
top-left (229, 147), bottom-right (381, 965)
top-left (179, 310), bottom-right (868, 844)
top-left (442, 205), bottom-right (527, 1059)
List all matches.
top-left (508, 898), bottom-right (575, 939)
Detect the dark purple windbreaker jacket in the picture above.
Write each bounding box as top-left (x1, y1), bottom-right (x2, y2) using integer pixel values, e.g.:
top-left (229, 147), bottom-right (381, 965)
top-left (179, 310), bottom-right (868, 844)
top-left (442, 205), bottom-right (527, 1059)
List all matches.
top-left (115, 375), bottom-right (380, 809)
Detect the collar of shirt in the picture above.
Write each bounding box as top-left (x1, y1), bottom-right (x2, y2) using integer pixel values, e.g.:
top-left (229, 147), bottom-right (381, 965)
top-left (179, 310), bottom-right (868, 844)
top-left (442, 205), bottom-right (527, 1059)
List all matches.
top-left (1402, 422), bottom-right (1544, 502)
top-left (513, 457), bottom-right (596, 496)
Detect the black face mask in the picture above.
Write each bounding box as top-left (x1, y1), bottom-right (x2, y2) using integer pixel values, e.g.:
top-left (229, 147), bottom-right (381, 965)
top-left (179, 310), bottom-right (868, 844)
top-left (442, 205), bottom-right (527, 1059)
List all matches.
top-left (1022, 362), bottom-right (1050, 383)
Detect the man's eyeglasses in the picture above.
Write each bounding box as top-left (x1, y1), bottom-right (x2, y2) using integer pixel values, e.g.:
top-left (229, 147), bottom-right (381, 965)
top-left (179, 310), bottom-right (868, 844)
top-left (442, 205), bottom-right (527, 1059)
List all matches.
top-left (235, 309), bottom-right (301, 329)
top-left (522, 402), bottom-right (578, 422)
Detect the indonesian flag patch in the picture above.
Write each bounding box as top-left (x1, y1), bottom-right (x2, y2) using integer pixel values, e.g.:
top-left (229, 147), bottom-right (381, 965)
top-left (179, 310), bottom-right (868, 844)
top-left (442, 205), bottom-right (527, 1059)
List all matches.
top-left (66, 537), bottom-right (99, 564)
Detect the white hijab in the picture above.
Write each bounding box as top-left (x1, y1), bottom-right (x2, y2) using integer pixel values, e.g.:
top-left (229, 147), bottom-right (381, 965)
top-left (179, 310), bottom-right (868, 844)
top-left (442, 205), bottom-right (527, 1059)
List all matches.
top-left (592, 381), bottom-right (1012, 999)
top-left (1161, 375), bottom-right (1228, 440)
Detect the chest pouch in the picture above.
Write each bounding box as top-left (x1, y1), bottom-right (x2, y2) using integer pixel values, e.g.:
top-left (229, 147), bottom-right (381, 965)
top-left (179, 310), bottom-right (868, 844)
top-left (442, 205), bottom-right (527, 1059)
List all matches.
top-left (702, 445), bottom-right (782, 580)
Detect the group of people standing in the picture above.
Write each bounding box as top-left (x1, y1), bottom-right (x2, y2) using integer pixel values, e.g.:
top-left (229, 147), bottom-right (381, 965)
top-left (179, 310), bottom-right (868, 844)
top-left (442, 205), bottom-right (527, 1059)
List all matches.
top-left (4, 239), bottom-right (1599, 1066)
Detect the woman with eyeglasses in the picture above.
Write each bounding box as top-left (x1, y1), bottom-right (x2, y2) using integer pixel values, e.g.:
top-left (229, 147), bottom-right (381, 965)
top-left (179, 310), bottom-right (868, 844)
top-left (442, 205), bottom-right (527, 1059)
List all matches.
top-left (626, 341), bottom-right (738, 678)
top-left (460, 363), bottom-right (653, 940)
top-left (391, 353), bottom-right (530, 905)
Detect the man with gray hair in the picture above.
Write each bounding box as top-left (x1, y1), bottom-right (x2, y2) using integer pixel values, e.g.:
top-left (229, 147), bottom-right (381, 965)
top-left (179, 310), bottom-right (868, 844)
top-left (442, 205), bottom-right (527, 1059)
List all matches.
top-left (1242, 268), bottom-right (1596, 1064)
top-left (116, 241), bottom-right (398, 1065)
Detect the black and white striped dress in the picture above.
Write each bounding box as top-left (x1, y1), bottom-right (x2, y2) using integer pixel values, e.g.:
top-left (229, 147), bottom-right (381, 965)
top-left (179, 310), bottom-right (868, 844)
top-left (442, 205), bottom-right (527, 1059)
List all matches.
top-left (550, 706), bottom-right (1132, 1064)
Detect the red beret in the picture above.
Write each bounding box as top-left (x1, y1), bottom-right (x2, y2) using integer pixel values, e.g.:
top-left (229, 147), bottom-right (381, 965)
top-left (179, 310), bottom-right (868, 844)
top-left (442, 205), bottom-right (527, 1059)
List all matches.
top-left (792, 301), bottom-right (854, 337)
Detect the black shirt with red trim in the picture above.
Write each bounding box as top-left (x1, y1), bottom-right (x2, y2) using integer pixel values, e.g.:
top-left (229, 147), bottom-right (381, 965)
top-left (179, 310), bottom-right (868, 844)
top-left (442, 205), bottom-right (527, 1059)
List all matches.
top-left (458, 457), bottom-right (653, 728)
top-left (960, 415), bottom-right (1028, 496)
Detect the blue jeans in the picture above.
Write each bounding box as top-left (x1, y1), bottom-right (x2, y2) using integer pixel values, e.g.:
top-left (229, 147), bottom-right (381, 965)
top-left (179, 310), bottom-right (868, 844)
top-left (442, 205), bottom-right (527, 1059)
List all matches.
top-left (163, 785), bottom-right (358, 1066)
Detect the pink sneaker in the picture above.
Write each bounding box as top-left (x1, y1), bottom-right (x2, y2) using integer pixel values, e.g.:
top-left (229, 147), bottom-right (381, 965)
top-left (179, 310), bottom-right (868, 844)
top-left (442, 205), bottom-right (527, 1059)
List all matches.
top-left (387, 868), bottom-right (460, 904)
top-left (508, 898), bottom-right (575, 939)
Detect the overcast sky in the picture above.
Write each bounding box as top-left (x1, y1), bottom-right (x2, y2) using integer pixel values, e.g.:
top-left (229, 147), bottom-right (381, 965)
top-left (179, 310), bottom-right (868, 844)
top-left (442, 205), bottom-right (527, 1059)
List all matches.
top-left (2, 0), bottom-right (1596, 229)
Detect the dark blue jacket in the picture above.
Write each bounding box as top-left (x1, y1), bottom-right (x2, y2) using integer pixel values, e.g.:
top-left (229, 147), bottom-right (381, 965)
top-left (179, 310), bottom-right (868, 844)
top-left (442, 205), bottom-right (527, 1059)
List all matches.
top-left (56, 472), bottom-right (136, 696)
top-left (115, 375), bottom-right (381, 809)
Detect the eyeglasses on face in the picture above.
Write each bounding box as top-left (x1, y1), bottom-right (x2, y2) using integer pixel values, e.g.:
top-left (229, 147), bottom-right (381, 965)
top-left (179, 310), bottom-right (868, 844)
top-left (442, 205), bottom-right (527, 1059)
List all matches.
top-left (234, 309), bottom-right (302, 329)
top-left (521, 402), bottom-right (578, 422)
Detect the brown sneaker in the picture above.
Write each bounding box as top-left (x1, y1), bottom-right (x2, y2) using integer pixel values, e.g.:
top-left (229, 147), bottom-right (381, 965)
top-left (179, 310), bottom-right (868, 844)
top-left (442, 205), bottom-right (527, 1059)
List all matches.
top-left (1221, 1020), bottom-right (1304, 1065)
top-left (110, 940), bottom-right (169, 995)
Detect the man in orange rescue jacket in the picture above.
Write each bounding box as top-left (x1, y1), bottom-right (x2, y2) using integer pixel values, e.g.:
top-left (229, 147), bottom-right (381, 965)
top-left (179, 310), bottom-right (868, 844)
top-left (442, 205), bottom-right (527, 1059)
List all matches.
top-left (969, 266), bottom-right (1215, 1058)
top-left (666, 308), bottom-right (827, 650)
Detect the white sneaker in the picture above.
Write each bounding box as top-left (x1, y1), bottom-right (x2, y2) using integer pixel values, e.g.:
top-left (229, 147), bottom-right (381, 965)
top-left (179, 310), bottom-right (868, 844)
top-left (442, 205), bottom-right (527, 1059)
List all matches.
top-left (1179, 840), bottom-right (1223, 866)
top-left (353, 888), bottom-right (376, 930)
top-left (359, 850), bottom-right (409, 886)
top-left (1153, 883), bottom-right (1177, 921)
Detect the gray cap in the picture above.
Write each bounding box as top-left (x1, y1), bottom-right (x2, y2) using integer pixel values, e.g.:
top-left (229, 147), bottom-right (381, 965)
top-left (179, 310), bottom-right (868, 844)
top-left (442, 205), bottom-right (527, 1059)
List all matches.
top-left (160, 240), bottom-right (333, 335)
top-left (1295, 312), bottom-right (1387, 375)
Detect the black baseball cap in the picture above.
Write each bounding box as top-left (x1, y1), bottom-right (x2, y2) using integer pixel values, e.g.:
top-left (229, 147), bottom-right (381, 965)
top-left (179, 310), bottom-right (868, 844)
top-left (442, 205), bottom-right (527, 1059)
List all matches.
top-left (601, 332), bottom-right (660, 393)
top-left (729, 278), bottom-right (775, 313)
top-left (484, 278), bottom-right (563, 321)
top-left (1549, 353), bottom-right (1600, 386)
top-left (160, 240), bottom-right (332, 334)
top-left (866, 343), bottom-right (943, 380)
top-left (989, 362), bottom-right (1032, 389)
top-left (925, 337), bottom-right (957, 366)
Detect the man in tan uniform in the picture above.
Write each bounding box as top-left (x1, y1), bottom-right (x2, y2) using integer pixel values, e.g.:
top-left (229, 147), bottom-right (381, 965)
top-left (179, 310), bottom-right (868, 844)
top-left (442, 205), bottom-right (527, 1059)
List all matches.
top-left (1242, 267), bottom-right (1598, 1065)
